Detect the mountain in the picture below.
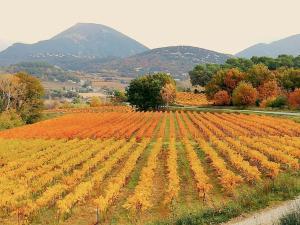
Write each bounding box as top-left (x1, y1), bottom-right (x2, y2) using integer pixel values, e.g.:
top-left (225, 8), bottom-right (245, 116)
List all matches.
top-left (92, 46), bottom-right (232, 79)
top-left (0, 23), bottom-right (149, 68)
top-left (236, 34), bottom-right (300, 58)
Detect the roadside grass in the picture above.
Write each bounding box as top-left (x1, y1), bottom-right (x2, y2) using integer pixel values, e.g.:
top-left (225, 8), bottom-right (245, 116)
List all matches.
top-left (171, 104), bottom-right (300, 113)
top-left (168, 105), bottom-right (300, 115)
top-left (148, 173), bottom-right (300, 225)
top-left (168, 105), bottom-right (300, 125)
top-left (278, 206), bottom-right (300, 225)
top-left (40, 112), bottom-right (63, 121)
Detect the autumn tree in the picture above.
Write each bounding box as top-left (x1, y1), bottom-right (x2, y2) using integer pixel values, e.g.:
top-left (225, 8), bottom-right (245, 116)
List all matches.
top-left (160, 83), bottom-right (176, 106)
top-left (0, 74), bottom-right (24, 111)
top-left (224, 68), bottom-right (245, 92)
top-left (257, 80), bottom-right (281, 101)
top-left (288, 88), bottom-right (300, 109)
top-left (232, 82), bottom-right (258, 106)
top-left (205, 68), bottom-right (244, 99)
top-left (213, 90), bottom-right (231, 106)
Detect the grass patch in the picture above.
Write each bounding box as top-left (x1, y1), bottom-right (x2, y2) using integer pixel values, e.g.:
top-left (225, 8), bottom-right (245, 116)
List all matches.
top-left (40, 112), bottom-right (63, 121)
top-left (279, 207), bottom-right (300, 225)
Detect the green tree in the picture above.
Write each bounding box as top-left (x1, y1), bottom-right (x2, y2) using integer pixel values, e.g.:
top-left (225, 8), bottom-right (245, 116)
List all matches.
top-left (251, 56), bottom-right (279, 70)
top-left (126, 73), bottom-right (175, 110)
top-left (245, 64), bottom-right (275, 87)
top-left (293, 56), bottom-right (300, 68)
top-left (205, 69), bottom-right (227, 99)
top-left (278, 68), bottom-right (300, 91)
top-left (189, 64), bottom-right (220, 86)
top-left (224, 58), bottom-right (254, 71)
top-left (112, 90), bottom-right (127, 103)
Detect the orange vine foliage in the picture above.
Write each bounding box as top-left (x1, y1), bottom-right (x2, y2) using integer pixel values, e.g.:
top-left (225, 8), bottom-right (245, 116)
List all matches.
top-left (176, 92), bottom-right (211, 106)
top-left (1, 109), bottom-right (300, 222)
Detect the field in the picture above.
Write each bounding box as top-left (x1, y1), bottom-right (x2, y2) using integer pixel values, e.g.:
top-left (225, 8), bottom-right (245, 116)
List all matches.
top-left (0, 111), bottom-right (300, 224)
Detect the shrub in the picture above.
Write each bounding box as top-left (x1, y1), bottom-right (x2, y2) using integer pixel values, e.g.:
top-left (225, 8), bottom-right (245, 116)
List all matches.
top-left (90, 96), bottom-right (102, 107)
top-left (288, 89), bottom-right (300, 109)
top-left (232, 82), bottom-right (258, 106)
top-left (259, 98), bottom-right (275, 108)
top-left (60, 101), bottom-right (73, 109)
top-left (113, 90), bottom-right (127, 103)
top-left (0, 110), bottom-right (24, 130)
top-left (267, 96), bottom-right (288, 108)
top-left (44, 100), bottom-right (62, 110)
top-left (213, 90), bottom-right (231, 106)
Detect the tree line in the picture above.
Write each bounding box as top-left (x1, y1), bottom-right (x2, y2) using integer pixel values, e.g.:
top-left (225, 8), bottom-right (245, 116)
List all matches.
top-left (189, 55), bottom-right (300, 108)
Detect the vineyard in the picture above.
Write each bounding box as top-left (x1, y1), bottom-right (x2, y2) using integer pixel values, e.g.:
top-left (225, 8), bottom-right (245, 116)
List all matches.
top-left (43, 105), bottom-right (133, 114)
top-left (175, 92), bottom-right (211, 106)
top-left (0, 110), bottom-right (299, 224)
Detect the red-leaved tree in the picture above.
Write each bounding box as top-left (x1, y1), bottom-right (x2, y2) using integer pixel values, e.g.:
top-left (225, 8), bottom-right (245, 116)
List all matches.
top-left (213, 90), bottom-right (231, 106)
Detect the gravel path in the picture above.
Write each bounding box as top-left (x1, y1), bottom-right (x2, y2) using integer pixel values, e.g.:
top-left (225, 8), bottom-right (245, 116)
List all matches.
top-left (223, 196), bottom-right (300, 225)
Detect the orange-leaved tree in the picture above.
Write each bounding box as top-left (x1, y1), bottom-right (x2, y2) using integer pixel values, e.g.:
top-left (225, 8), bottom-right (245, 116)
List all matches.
top-left (232, 82), bottom-right (258, 106)
top-left (257, 80), bottom-right (281, 101)
top-left (288, 88), bottom-right (300, 109)
top-left (160, 83), bottom-right (176, 107)
top-left (224, 68), bottom-right (245, 92)
top-left (213, 90), bottom-right (231, 106)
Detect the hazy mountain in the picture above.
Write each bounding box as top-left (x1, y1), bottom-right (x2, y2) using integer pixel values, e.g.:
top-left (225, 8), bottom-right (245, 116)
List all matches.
top-left (0, 23), bottom-right (149, 67)
top-left (236, 34), bottom-right (300, 58)
top-left (93, 46), bottom-right (232, 79)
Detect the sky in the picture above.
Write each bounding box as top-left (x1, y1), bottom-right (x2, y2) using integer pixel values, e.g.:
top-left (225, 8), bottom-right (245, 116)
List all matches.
top-left (1, 0), bottom-right (300, 54)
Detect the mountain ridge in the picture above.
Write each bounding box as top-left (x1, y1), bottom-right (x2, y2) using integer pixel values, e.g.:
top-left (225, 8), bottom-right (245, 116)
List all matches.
top-left (93, 45), bottom-right (232, 79)
top-left (236, 34), bottom-right (300, 58)
top-left (0, 23), bottom-right (149, 67)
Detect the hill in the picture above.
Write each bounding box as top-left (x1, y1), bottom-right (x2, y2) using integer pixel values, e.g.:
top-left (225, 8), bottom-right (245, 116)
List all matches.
top-left (3, 61), bottom-right (80, 82)
top-left (236, 34), bottom-right (300, 58)
top-left (93, 46), bottom-right (232, 79)
top-left (0, 23), bottom-right (149, 68)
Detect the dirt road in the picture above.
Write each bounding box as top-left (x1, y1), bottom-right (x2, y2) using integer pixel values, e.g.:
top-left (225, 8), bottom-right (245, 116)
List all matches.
top-left (224, 196), bottom-right (300, 225)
